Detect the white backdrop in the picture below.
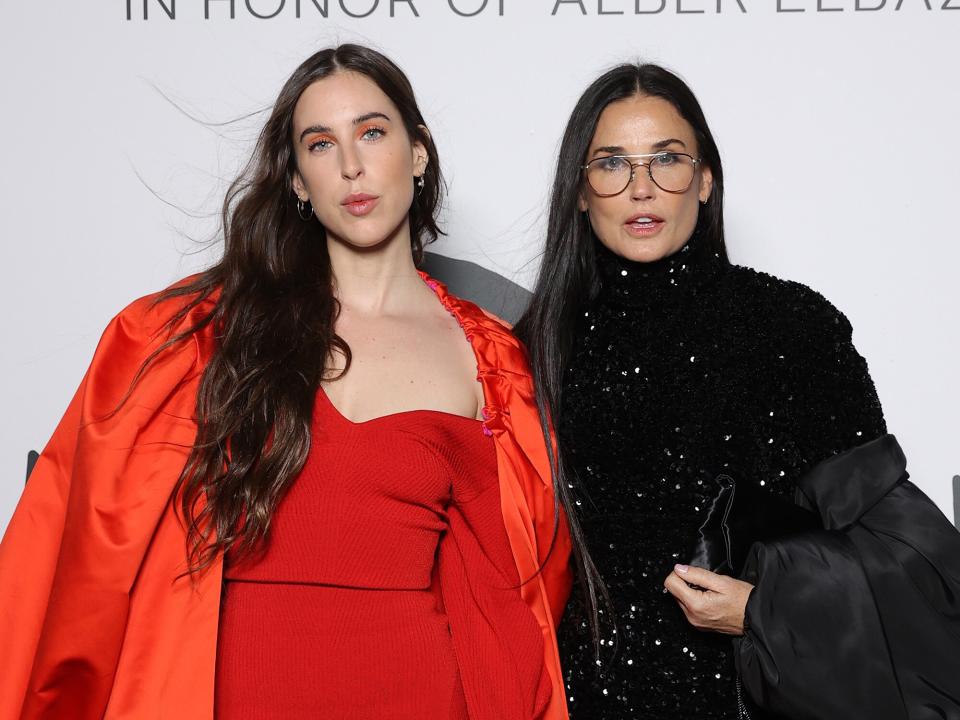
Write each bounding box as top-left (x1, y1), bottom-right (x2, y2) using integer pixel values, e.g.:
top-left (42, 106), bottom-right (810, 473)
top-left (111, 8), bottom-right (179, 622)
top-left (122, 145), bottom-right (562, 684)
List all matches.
top-left (3, 1), bottom-right (958, 535)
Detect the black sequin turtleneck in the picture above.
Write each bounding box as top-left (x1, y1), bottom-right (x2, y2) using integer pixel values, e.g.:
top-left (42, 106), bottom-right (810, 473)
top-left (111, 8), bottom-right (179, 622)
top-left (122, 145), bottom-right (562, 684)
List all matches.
top-left (556, 239), bottom-right (886, 719)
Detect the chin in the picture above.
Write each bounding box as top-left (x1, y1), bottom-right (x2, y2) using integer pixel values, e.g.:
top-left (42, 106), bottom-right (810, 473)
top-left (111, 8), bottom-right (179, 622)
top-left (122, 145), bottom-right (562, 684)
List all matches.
top-left (613, 237), bottom-right (679, 264)
top-left (337, 234), bottom-right (393, 252)
top-left (326, 221), bottom-right (403, 251)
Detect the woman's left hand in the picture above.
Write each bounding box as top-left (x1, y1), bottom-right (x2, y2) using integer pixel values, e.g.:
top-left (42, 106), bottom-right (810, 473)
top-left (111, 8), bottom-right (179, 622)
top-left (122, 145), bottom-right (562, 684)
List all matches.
top-left (663, 564), bottom-right (754, 636)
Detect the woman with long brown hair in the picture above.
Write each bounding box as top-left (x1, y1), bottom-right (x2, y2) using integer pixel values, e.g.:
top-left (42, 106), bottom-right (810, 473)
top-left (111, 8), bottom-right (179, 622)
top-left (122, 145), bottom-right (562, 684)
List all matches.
top-left (0, 45), bottom-right (574, 720)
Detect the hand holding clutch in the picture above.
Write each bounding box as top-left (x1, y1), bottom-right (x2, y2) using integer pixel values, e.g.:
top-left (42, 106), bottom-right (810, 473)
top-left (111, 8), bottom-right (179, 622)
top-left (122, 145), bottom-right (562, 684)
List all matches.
top-left (663, 563), bottom-right (754, 636)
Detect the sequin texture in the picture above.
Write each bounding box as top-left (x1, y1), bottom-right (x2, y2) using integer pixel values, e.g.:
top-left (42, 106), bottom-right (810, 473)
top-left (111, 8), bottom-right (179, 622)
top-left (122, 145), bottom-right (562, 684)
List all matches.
top-left (557, 239), bottom-right (886, 719)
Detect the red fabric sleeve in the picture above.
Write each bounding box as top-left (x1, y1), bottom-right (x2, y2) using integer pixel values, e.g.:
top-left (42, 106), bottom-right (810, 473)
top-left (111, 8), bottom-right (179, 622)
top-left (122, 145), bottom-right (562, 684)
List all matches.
top-left (0, 373), bottom-right (86, 718)
top-left (439, 479), bottom-right (553, 720)
top-left (0, 292), bottom-right (209, 719)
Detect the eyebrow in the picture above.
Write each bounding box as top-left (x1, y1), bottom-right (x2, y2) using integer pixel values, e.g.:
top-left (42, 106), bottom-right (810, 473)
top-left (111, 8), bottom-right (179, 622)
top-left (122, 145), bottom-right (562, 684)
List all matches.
top-left (591, 138), bottom-right (688, 157)
top-left (652, 137), bottom-right (687, 151)
top-left (298, 111), bottom-right (392, 142)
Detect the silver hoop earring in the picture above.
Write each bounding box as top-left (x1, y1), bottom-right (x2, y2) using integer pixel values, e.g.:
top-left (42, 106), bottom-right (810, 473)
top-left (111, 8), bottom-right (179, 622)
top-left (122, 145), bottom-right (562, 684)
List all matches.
top-left (296, 197), bottom-right (312, 221)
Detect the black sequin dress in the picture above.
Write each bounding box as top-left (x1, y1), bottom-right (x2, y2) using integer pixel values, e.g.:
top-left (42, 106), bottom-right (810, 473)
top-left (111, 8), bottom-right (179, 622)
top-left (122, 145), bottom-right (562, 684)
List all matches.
top-left (556, 239), bottom-right (886, 719)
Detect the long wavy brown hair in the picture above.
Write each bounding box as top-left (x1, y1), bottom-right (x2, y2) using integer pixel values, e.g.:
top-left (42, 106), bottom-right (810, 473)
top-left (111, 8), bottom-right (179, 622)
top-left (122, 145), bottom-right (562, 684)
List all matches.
top-left (147, 44), bottom-right (445, 572)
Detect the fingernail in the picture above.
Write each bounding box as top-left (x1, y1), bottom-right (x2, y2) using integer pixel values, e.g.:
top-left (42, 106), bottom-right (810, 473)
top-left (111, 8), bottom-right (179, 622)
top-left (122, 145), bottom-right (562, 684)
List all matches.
top-left (674, 564), bottom-right (689, 574)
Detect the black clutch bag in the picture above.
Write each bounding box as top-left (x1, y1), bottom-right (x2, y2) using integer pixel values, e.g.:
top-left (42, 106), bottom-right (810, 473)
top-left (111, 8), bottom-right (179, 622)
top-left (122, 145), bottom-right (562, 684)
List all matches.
top-left (689, 474), bottom-right (821, 577)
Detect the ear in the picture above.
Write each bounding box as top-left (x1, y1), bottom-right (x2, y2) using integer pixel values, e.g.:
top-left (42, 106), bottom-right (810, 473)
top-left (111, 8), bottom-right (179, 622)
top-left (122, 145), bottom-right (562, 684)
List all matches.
top-left (577, 189), bottom-right (589, 213)
top-left (412, 124), bottom-right (430, 178)
top-left (292, 172), bottom-right (308, 201)
top-left (698, 164), bottom-right (714, 204)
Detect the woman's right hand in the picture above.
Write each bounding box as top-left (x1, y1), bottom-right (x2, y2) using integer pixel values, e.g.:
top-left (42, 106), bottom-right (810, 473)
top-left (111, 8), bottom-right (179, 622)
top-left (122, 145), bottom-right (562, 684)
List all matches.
top-left (663, 564), bottom-right (753, 636)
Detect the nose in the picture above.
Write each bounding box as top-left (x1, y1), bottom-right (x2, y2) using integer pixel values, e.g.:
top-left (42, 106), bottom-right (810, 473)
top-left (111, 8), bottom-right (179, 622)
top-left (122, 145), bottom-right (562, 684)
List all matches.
top-left (339, 144), bottom-right (364, 181)
top-left (629, 164), bottom-right (656, 201)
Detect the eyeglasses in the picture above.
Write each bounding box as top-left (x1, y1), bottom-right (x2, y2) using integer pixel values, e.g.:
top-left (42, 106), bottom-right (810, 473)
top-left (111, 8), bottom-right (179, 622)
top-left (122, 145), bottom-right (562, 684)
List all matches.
top-left (582, 152), bottom-right (701, 196)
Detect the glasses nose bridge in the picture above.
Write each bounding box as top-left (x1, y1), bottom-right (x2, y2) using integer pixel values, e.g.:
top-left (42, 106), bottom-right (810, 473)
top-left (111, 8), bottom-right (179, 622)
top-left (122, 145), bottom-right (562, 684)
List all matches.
top-left (626, 159), bottom-right (655, 192)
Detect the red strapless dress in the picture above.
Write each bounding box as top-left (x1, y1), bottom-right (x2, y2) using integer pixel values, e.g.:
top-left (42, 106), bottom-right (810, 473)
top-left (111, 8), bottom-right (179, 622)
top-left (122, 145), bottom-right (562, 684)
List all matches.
top-left (215, 388), bottom-right (550, 719)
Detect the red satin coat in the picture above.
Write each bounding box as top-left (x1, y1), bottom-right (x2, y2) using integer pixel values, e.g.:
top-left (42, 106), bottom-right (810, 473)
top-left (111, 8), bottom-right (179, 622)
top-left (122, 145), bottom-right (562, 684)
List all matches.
top-left (0, 276), bottom-right (572, 720)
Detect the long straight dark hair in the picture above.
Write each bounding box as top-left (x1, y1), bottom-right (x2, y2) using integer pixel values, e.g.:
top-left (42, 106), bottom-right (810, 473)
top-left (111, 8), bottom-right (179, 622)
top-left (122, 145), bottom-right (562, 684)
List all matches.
top-left (514, 63), bottom-right (729, 649)
top-left (143, 44), bottom-right (445, 572)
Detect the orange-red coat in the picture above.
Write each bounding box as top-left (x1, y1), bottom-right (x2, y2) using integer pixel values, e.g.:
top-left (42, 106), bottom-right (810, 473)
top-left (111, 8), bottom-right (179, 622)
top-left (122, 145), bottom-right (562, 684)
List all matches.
top-left (0, 276), bottom-right (572, 720)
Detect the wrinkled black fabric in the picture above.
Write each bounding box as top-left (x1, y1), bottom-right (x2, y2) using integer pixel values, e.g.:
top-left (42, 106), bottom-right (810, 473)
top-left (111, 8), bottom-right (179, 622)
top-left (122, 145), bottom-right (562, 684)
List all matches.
top-left (691, 473), bottom-right (821, 576)
top-left (736, 435), bottom-right (960, 720)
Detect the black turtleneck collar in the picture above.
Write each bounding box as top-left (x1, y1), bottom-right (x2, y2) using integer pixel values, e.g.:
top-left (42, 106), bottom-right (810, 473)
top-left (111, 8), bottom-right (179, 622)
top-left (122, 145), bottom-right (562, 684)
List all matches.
top-left (595, 235), bottom-right (726, 307)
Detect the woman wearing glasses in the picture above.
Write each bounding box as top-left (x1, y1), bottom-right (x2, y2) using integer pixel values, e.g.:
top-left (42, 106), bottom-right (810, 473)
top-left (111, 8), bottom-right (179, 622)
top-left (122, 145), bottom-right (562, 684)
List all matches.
top-left (0, 45), bottom-right (573, 719)
top-left (515, 63), bottom-right (960, 719)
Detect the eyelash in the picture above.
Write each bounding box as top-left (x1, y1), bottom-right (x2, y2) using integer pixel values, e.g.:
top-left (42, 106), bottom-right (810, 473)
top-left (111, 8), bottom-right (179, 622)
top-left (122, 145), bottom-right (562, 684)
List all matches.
top-left (359, 125), bottom-right (386, 141)
top-left (307, 126), bottom-right (387, 153)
